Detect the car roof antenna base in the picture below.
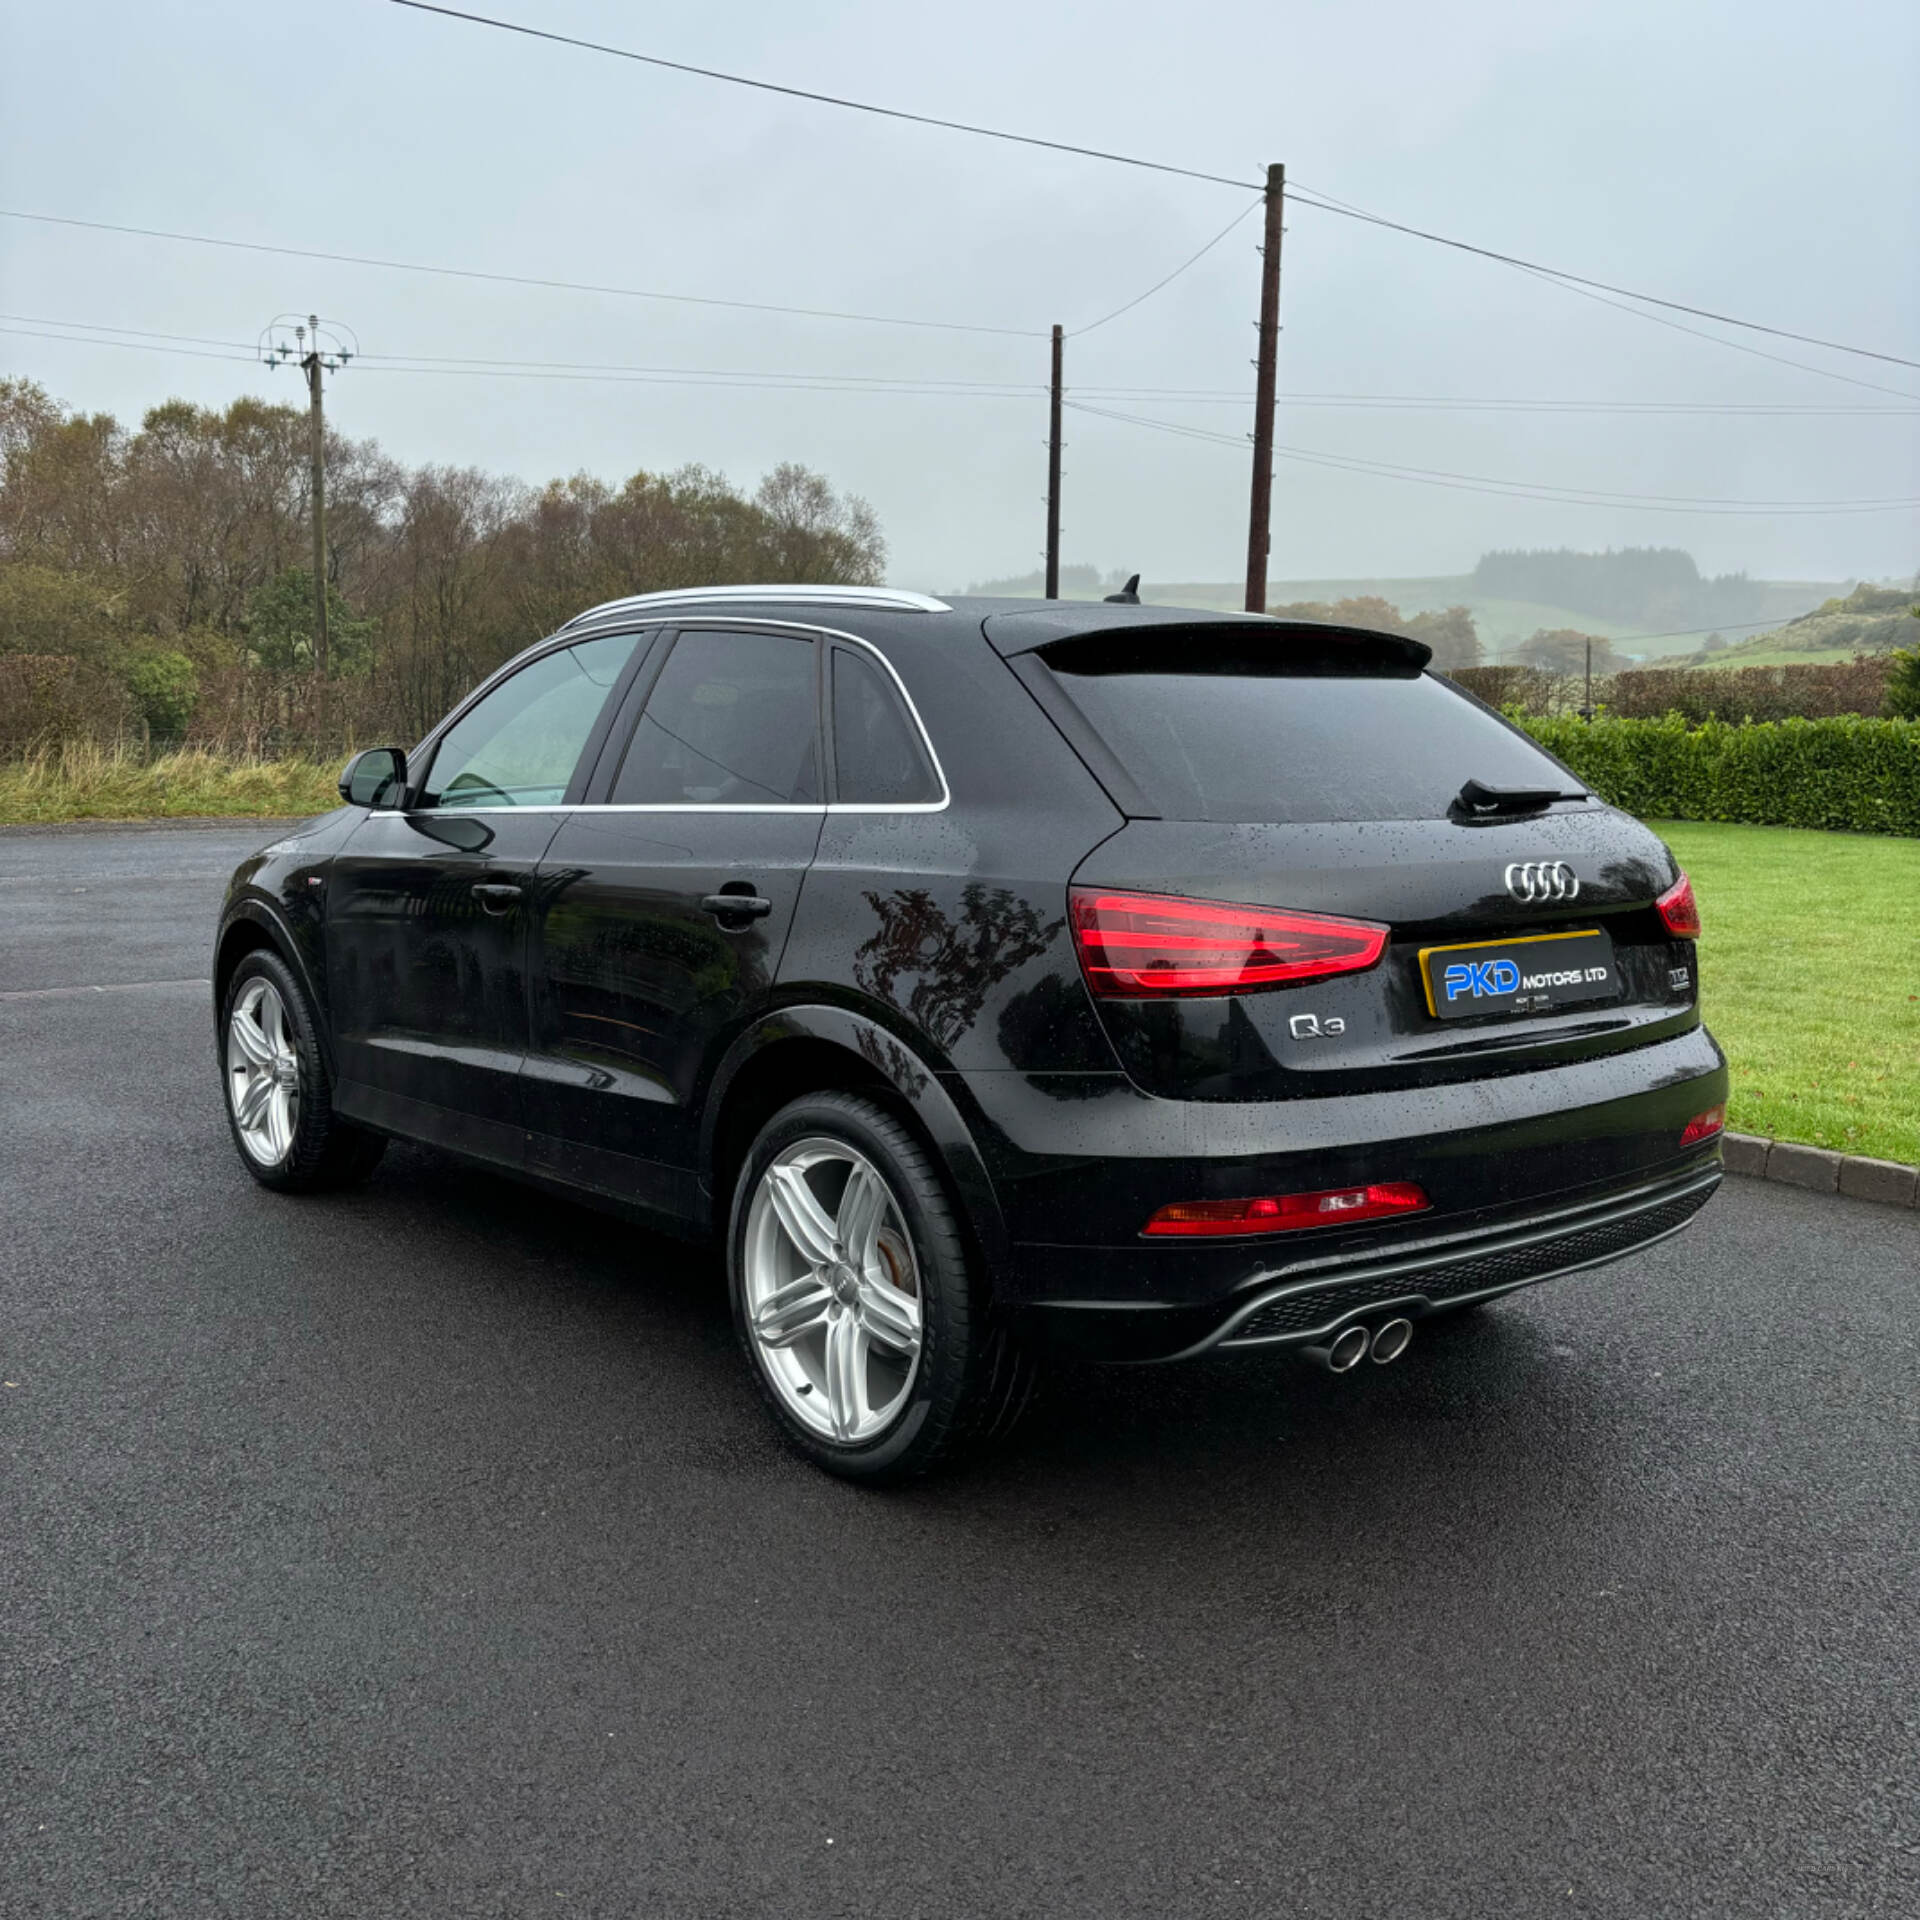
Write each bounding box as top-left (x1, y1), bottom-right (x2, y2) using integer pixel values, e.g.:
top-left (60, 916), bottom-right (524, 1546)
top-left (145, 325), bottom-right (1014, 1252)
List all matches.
top-left (1103, 574), bottom-right (1141, 605)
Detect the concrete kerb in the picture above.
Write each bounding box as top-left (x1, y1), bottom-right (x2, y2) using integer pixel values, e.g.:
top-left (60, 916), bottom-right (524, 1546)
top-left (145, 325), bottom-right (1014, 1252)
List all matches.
top-left (1723, 1132), bottom-right (1919, 1210)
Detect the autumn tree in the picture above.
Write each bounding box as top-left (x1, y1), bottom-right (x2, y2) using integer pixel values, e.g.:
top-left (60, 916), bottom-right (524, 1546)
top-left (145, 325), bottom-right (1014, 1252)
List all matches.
top-left (0, 377), bottom-right (891, 748)
top-left (1515, 628), bottom-right (1621, 675)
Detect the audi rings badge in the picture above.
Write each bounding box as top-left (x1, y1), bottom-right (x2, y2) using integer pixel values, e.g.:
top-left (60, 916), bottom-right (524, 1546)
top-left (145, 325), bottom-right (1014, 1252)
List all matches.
top-left (1504, 861), bottom-right (1580, 904)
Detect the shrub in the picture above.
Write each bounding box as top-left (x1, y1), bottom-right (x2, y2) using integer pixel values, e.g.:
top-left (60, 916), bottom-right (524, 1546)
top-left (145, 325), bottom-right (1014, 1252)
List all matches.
top-left (1605, 657), bottom-right (1893, 723)
top-left (0, 564), bottom-right (123, 664)
top-left (0, 653), bottom-right (136, 751)
top-left (125, 649), bottom-right (199, 738)
top-left (1520, 712), bottom-right (1920, 837)
top-left (1449, 664), bottom-right (1562, 713)
top-left (1886, 645), bottom-right (1920, 721)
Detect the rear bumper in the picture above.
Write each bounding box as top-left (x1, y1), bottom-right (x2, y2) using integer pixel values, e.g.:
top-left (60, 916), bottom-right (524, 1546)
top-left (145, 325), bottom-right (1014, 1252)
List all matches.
top-left (1073, 1162), bottom-right (1720, 1362)
top-left (950, 1023), bottom-right (1727, 1344)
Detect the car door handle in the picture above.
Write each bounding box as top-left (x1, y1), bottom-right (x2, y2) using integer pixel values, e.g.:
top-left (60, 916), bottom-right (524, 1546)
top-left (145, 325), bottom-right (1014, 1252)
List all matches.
top-left (472, 883), bottom-right (524, 913)
top-left (701, 893), bottom-right (772, 922)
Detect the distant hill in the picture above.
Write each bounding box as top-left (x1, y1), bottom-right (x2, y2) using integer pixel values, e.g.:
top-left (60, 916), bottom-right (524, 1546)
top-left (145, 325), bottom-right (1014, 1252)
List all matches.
top-left (1686, 582), bottom-right (1919, 668)
top-left (1138, 573), bottom-right (1843, 661)
top-left (1471, 547), bottom-right (1784, 634)
top-left (961, 564), bottom-right (1129, 598)
top-left (958, 551), bottom-right (1852, 661)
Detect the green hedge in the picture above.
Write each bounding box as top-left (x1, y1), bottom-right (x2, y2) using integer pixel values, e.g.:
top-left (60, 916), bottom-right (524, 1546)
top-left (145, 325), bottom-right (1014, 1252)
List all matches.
top-left (1517, 712), bottom-right (1920, 837)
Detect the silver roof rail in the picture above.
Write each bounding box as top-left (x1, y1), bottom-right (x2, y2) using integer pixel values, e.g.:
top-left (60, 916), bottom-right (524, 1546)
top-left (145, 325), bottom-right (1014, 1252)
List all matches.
top-left (563, 584), bottom-right (952, 626)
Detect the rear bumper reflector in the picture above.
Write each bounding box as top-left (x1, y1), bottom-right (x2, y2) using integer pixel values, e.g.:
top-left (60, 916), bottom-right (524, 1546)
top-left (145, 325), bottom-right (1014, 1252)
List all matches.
top-left (1144, 1182), bottom-right (1430, 1237)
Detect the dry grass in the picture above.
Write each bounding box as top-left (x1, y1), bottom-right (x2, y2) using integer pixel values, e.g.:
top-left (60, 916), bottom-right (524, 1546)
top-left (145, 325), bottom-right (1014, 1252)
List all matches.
top-left (0, 742), bottom-right (341, 825)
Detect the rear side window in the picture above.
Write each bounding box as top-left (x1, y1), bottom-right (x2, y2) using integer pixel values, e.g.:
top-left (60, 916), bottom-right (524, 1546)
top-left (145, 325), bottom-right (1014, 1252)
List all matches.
top-left (831, 646), bottom-right (940, 805)
top-left (611, 628), bottom-right (820, 806)
top-left (1046, 641), bottom-right (1576, 824)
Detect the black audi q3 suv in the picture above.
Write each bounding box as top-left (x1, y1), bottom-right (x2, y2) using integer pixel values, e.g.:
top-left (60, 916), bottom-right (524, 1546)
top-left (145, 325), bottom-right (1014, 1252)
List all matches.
top-left (214, 585), bottom-right (1726, 1480)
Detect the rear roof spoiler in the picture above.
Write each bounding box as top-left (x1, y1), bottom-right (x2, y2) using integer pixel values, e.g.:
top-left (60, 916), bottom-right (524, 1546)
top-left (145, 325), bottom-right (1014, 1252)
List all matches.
top-left (981, 607), bottom-right (1433, 672)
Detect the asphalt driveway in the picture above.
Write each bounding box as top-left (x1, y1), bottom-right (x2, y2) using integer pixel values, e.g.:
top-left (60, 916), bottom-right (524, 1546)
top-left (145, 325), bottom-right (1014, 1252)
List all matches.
top-left (2, 822), bottom-right (1916, 1918)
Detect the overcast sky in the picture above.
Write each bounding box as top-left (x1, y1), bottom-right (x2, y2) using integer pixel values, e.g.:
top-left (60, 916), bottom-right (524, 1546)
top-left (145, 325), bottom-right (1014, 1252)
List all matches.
top-left (3, 0), bottom-right (1915, 594)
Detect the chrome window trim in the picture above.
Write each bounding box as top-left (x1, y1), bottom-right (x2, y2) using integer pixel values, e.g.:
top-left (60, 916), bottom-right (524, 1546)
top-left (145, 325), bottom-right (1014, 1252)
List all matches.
top-left (389, 804), bottom-right (829, 817)
top-left (387, 615), bottom-right (950, 816)
top-left (563, 584), bottom-right (952, 626)
top-left (619, 616), bottom-right (951, 814)
top-left (401, 621), bottom-right (674, 802)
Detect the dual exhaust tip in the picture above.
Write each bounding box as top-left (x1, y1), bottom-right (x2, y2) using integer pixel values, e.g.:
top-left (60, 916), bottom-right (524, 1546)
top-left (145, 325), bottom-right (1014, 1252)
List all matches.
top-left (1302, 1316), bottom-right (1413, 1374)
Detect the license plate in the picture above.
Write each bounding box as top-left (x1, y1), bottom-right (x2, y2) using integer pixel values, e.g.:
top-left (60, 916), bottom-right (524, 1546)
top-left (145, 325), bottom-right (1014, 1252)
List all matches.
top-left (1419, 929), bottom-right (1621, 1021)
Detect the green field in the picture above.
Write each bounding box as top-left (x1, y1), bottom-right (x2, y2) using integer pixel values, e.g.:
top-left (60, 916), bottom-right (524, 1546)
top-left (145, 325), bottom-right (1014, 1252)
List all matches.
top-left (1676, 645), bottom-right (1869, 670)
top-left (1658, 821), bottom-right (1919, 1162)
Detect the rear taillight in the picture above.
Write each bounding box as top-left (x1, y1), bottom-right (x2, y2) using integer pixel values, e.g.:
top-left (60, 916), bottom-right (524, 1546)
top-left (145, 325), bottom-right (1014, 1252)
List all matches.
top-left (1069, 888), bottom-right (1387, 997)
top-left (1680, 1104), bottom-right (1726, 1147)
top-left (1656, 871), bottom-right (1701, 939)
top-left (1144, 1182), bottom-right (1430, 1237)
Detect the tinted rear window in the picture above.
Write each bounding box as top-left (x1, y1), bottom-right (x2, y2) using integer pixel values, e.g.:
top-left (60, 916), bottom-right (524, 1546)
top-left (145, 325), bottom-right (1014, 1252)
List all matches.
top-left (1047, 647), bottom-right (1576, 824)
top-left (610, 628), bottom-right (820, 806)
top-left (831, 646), bottom-right (941, 805)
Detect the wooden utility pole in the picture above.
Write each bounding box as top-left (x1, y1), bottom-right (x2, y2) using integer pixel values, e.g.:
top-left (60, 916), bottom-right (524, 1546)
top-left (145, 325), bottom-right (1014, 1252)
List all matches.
top-left (299, 315), bottom-right (330, 725)
top-left (1045, 324), bottom-right (1064, 599)
top-left (1243, 163), bottom-right (1285, 614)
top-left (262, 314), bottom-right (351, 747)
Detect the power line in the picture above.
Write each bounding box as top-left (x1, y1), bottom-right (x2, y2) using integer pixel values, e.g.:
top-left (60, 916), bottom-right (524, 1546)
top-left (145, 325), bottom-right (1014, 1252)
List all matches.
top-left (386, 1), bottom-right (1253, 190)
top-left (0, 323), bottom-right (1042, 397)
top-left (1598, 617), bottom-right (1816, 643)
top-left (0, 209), bottom-right (1045, 340)
top-left (1286, 183), bottom-right (1920, 372)
top-left (1500, 252), bottom-right (1920, 404)
top-left (12, 317), bottom-right (1920, 419)
top-left (1063, 400), bottom-right (1920, 515)
top-left (389, 2), bottom-right (1918, 376)
top-left (0, 320), bottom-right (1048, 397)
top-left (0, 324), bottom-right (258, 366)
top-left (1078, 390), bottom-right (1920, 415)
top-left (1066, 198), bottom-right (1264, 337)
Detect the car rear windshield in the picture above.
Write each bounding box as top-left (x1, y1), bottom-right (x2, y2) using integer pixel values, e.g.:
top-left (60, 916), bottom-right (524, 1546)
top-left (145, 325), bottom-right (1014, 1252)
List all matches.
top-left (1043, 635), bottom-right (1578, 824)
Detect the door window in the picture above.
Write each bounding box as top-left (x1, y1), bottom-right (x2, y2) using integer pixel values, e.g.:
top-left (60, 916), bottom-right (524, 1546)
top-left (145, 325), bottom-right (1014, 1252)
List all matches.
top-left (830, 645), bottom-right (940, 805)
top-left (609, 629), bottom-right (821, 806)
top-left (421, 632), bottom-right (639, 809)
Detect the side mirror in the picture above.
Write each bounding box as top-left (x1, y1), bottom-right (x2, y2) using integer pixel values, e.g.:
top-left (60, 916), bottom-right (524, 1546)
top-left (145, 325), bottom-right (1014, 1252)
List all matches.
top-left (338, 746), bottom-right (407, 809)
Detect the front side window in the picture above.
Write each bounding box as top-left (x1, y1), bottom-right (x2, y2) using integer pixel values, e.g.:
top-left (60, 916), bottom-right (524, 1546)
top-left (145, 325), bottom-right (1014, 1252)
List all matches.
top-left (422, 632), bottom-right (639, 809)
top-left (831, 646), bottom-right (940, 805)
top-left (610, 629), bottom-right (820, 806)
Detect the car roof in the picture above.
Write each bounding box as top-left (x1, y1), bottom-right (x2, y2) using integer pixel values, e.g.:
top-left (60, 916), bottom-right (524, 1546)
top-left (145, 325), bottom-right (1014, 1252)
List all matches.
top-left (553, 585), bottom-right (1428, 670)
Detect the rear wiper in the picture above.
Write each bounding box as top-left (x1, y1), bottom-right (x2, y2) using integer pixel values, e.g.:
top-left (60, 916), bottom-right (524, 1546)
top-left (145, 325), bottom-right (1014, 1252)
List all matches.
top-left (1452, 777), bottom-right (1589, 817)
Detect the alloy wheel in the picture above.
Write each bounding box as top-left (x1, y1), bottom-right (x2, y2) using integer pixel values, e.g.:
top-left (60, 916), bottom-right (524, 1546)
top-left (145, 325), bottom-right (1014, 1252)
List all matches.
top-left (742, 1137), bottom-right (925, 1444)
top-left (226, 977), bottom-right (301, 1166)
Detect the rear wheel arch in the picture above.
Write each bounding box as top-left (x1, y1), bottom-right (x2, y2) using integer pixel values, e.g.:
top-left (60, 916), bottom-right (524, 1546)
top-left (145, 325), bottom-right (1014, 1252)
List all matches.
top-left (703, 1012), bottom-right (1010, 1272)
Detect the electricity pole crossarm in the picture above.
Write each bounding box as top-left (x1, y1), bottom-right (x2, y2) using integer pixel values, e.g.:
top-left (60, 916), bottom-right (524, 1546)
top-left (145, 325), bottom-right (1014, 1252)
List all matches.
top-left (1244, 163), bottom-right (1285, 615)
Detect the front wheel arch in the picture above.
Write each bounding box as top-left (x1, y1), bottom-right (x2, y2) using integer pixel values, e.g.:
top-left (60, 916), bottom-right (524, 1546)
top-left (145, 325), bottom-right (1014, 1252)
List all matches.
top-left (213, 902), bottom-right (334, 1079)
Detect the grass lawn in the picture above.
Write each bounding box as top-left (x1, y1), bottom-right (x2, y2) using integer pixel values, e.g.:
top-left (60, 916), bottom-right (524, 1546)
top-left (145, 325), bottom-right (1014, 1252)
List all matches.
top-left (0, 744), bottom-right (341, 825)
top-left (1656, 821), bottom-right (1920, 1163)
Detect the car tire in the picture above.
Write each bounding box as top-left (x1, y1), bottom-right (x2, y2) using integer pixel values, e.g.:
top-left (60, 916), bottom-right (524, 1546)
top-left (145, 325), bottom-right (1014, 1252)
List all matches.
top-left (219, 948), bottom-right (386, 1193)
top-left (727, 1091), bottom-right (1033, 1484)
